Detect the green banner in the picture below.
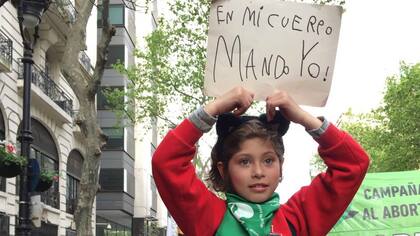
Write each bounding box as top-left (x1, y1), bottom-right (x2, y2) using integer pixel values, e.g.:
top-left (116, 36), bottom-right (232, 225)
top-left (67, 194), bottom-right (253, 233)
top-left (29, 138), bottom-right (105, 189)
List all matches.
top-left (329, 170), bottom-right (420, 236)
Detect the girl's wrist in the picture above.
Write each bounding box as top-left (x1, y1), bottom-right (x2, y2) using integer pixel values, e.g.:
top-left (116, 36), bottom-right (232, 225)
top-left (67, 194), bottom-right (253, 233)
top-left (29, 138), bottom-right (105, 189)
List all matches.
top-left (307, 117), bottom-right (329, 139)
top-left (300, 112), bottom-right (323, 130)
top-left (204, 101), bottom-right (220, 117)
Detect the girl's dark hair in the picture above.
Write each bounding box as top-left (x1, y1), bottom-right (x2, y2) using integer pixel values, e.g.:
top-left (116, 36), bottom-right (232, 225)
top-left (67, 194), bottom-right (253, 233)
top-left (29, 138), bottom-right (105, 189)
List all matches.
top-left (207, 119), bottom-right (286, 192)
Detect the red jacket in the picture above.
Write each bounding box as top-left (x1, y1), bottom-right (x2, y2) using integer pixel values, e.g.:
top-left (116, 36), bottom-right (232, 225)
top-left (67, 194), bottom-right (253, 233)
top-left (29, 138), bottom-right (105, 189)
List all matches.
top-left (152, 119), bottom-right (369, 236)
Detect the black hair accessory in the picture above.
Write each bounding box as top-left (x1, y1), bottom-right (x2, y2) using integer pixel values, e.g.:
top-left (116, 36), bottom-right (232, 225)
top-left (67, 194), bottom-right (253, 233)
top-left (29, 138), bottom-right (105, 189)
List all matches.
top-left (216, 110), bottom-right (290, 140)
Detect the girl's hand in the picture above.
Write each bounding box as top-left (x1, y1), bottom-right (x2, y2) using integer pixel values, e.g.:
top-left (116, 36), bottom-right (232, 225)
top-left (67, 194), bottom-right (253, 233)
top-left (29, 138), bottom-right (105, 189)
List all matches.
top-left (265, 90), bottom-right (322, 130)
top-left (204, 86), bottom-right (255, 117)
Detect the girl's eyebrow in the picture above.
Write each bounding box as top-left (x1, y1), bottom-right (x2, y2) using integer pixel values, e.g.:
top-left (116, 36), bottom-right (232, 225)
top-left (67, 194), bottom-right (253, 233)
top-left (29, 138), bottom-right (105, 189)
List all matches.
top-left (233, 151), bottom-right (277, 158)
top-left (232, 153), bottom-right (252, 158)
top-left (262, 151), bottom-right (277, 156)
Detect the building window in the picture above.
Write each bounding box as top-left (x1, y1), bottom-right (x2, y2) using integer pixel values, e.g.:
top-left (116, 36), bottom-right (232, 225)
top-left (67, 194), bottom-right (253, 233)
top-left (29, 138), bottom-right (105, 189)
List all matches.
top-left (0, 29), bottom-right (13, 73)
top-left (96, 216), bottom-right (131, 236)
top-left (65, 228), bottom-right (76, 236)
top-left (105, 45), bottom-right (125, 68)
top-left (102, 127), bottom-right (124, 150)
top-left (0, 213), bottom-right (9, 236)
top-left (109, 5), bottom-right (124, 25)
top-left (66, 150), bottom-right (83, 214)
top-left (17, 119), bottom-right (59, 208)
top-left (97, 86), bottom-right (124, 110)
top-left (97, 5), bottom-right (124, 26)
top-left (99, 169), bottom-right (124, 192)
top-left (66, 175), bottom-right (78, 214)
top-left (32, 147), bottom-right (59, 209)
top-left (0, 178), bottom-right (5, 192)
top-left (96, 88), bottom-right (108, 110)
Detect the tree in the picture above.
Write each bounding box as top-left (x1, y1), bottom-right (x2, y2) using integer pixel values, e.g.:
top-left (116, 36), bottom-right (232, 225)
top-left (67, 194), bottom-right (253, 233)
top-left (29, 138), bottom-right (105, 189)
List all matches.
top-left (310, 110), bottom-right (386, 177)
top-left (57, 1), bottom-right (115, 235)
top-left (312, 63), bottom-right (420, 174)
top-left (381, 63), bottom-right (420, 170)
top-left (342, 63), bottom-right (419, 172)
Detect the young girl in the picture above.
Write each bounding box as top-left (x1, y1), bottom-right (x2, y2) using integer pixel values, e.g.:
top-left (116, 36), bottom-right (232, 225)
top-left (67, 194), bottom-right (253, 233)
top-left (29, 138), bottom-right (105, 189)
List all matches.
top-left (152, 87), bottom-right (369, 236)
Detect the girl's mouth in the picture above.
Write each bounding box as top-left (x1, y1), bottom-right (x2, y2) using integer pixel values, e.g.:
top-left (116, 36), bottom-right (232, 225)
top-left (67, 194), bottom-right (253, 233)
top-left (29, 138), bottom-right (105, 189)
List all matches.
top-left (249, 183), bottom-right (269, 192)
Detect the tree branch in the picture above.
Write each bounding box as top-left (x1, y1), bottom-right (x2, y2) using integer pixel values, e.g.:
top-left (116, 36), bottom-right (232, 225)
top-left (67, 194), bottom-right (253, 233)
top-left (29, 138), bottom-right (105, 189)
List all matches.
top-left (61, 1), bottom-right (95, 100)
top-left (122, 106), bottom-right (136, 123)
top-left (170, 81), bottom-right (202, 103)
top-left (156, 114), bottom-right (177, 128)
top-left (89, 0), bottom-right (116, 98)
top-left (122, 103), bottom-right (176, 128)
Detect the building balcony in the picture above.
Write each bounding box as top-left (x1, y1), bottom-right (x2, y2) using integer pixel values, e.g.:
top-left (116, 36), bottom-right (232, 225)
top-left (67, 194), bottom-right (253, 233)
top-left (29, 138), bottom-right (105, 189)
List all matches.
top-left (0, 30), bottom-right (12, 73)
top-left (44, 0), bottom-right (77, 37)
top-left (54, 0), bottom-right (77, 24)
top-left (17, 64), bottom-right (73, 124)
top-left (79, 51), bottom-right (94, 76)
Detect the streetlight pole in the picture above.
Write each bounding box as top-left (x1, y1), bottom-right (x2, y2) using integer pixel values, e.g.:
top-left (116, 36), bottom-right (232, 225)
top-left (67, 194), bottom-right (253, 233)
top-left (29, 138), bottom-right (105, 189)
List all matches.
top-left (13, 1), bottom-right (50, 235)
top-left (16, 39), bottom-right (34, 236)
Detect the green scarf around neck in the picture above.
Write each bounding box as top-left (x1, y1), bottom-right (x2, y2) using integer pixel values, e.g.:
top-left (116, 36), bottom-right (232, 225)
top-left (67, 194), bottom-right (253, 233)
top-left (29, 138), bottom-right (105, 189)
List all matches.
top-left (216, 193), bottom-right (280, 236)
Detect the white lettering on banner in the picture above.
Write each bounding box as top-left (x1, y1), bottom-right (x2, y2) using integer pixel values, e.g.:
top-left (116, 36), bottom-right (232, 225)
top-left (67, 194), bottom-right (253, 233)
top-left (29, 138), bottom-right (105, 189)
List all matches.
top-left (205, 0), bottom-right (343, 106)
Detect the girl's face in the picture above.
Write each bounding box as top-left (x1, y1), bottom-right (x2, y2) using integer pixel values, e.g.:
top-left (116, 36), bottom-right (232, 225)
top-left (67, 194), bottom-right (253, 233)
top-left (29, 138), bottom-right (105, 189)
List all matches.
top-left (219, 137), bottom-right (282, 203)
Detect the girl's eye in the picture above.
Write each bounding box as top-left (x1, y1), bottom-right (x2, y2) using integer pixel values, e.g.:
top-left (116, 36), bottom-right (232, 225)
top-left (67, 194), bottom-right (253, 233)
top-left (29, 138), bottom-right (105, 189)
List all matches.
top-left (239, 159), bottom-right (250, 166)
top-left (264, 158), bottom-right (275, 165)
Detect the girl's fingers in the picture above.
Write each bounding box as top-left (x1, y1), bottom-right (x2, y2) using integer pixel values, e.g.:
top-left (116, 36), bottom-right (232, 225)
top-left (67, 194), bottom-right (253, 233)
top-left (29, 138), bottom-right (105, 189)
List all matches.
top-left (234, 98), bottom-right (252, 116)
top-left (233, 104), bottom-right (247, 116)
top-left (233, 107), bottom-right (246, 116)
top-left (266, 91), bottom-right (292, 121)
top-left (265, 101), bottom-right (275, 122)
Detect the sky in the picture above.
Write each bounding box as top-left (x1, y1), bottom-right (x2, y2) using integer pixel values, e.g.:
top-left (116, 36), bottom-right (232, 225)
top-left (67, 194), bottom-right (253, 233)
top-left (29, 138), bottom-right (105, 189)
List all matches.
top-left (278, 0), bottom-right (420, 202)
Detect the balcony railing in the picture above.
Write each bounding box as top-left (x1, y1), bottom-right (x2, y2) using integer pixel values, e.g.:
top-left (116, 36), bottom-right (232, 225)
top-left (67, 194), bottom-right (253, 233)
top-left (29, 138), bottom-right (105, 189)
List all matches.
top-left (18, 64), bottom-right (73, 116)
top-left (41, 181), bottom-right (60, 209)
top-left (55, 0), bottom-right (77, 24)
top-left (79, 51), bottom-right (94, 75)
top-left (0, 30), bottom-right (12, 72)
top-left (66, 198), bottom-right (76, 214)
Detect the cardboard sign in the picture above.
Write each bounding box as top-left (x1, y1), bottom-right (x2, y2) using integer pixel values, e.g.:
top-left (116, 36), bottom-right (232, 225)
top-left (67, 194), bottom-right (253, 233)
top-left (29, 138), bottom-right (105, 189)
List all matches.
top-left (204, 0), bottom-right (343, 106)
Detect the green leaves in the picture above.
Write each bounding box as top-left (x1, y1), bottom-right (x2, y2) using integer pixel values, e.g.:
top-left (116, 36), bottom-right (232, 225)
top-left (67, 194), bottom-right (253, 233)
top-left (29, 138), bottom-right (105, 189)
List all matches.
top-left (39, 170), bottom-right (59, 182)
top-left (339, 63), bottom-right (420, 172)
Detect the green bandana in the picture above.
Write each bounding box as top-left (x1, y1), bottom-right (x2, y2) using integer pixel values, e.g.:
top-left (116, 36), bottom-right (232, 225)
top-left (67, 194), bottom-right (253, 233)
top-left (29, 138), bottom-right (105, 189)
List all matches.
top-left (216, 193), bottom-right (280, 236)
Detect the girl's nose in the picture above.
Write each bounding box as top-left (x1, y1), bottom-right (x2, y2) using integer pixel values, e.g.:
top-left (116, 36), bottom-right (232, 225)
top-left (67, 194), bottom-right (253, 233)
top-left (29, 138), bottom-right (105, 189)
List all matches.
top-left (252, 164), bottom-right (265, 179)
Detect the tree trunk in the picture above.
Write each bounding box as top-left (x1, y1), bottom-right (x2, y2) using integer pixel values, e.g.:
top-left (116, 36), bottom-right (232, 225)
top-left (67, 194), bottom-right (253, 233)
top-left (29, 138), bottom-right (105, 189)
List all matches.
top-left (73, 105), bottom-right (105, 236)
top-left (59, 0), bottom-right (115, 235)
